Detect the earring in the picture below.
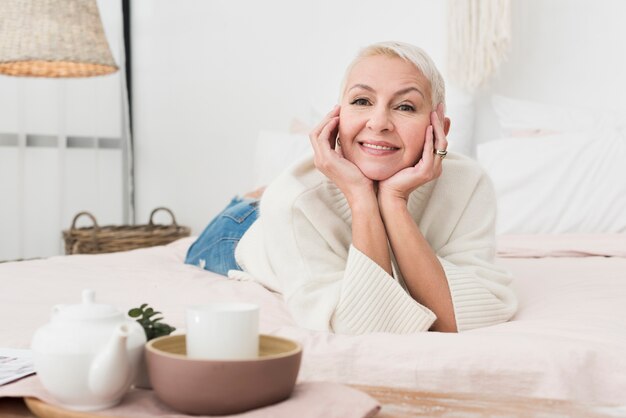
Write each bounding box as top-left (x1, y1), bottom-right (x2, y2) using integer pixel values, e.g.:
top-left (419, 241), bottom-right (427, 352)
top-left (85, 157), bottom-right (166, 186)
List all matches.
top-left (336, 137), bottom-right (341, 147)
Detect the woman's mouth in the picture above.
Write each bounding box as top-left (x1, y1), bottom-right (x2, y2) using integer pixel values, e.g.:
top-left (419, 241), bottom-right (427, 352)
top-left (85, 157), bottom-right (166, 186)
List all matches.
top-left (359, 141), bottom-right (399, 155)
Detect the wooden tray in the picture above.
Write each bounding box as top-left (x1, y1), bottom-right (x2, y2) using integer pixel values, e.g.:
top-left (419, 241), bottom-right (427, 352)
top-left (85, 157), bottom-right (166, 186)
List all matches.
top-left (24, 398), bottom-right (118, 418)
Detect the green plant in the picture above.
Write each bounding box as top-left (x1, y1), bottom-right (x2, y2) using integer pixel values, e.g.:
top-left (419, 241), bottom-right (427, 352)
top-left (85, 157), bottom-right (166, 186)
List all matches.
top-left (128, 303), bottom-right (176, 341)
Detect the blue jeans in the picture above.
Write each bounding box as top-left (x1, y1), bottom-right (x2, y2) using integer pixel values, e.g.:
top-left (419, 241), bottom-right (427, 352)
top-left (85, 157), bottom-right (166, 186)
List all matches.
top-left (185, 196), bottom-right (260, 275)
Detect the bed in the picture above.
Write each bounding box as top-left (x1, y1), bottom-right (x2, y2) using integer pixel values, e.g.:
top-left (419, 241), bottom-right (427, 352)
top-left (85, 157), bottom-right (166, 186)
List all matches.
top-left (1, 232), bottom-right (625, 407)
top-left (2, 95), bottom-right (626, 409)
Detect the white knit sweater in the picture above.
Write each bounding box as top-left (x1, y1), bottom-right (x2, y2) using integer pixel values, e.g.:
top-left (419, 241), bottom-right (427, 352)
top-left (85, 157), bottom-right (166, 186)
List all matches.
top-left (231, 153), bottom-right (517, 334)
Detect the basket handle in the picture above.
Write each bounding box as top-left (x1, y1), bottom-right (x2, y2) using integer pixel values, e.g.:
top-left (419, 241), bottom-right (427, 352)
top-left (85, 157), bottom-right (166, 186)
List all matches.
top-left (70, 211), bottom-right (100, 230)
top-left (148, 207), bottom-right (179, 227)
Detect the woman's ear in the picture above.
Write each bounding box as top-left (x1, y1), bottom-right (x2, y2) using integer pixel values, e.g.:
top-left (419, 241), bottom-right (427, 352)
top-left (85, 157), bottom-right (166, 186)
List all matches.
top-left (443, 117), bottom-right (451, 136)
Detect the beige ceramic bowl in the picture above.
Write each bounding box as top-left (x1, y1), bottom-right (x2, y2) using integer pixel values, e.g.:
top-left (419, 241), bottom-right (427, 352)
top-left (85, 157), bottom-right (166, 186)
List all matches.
top-left (145, 334), bottom-right (302, 415)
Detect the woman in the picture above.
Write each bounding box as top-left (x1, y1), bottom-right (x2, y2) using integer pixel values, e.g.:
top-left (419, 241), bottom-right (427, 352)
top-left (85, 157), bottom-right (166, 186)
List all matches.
top-left (186, 41), bottom-right (517, 334)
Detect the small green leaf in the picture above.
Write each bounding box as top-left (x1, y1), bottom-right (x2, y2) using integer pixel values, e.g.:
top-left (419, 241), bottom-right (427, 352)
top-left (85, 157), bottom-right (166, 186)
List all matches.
top-left (128, 308), bottom-right (142, 318)
top-left (128, 303), bottom-right (175, 341)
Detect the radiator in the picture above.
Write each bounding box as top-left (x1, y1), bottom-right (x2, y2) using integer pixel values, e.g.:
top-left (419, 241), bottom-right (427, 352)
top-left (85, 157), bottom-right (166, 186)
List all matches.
top-left (0, 77), bottom-right (130, 262)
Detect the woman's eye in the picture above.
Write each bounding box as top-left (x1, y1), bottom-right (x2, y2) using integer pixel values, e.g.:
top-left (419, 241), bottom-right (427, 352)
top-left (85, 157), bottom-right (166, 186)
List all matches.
top-left (397, 104), bottom-right (415, 112)
top-left (350, 98), bottom-right (370, 106)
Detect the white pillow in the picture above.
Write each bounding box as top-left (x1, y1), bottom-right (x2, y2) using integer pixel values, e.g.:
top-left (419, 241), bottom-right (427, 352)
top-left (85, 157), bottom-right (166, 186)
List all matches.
top-left (253, 130), bottom-right (313, 187)
top-left (492, 95), bottom-right (622, 135)
top-left (477, 128), bottom-right (626, 234)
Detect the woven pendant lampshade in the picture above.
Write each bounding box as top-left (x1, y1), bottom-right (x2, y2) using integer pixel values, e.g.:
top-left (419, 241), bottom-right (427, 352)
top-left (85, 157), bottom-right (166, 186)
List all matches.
top-left (0, 0), bottom-right (118, 78)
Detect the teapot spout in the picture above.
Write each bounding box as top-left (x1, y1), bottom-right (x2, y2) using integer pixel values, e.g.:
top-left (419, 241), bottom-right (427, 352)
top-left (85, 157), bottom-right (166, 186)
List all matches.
top-left (88, 324), bottom-right (132, 400)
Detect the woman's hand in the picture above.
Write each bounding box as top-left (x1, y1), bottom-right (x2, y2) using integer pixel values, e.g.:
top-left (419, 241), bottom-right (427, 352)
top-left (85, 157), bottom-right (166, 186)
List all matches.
top-left (310, 107), bottom-right (392, 276)
top-left (378, 105), bottom-right (448, 203)
top-left (376, 104), bottom-right (456, 331)
top-left (309, 106), bottom-right (374, 203)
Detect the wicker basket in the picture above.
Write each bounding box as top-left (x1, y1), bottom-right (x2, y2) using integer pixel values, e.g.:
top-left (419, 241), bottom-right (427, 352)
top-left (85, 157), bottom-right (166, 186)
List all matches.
top-left (62, 207), bottom-right (191, 255)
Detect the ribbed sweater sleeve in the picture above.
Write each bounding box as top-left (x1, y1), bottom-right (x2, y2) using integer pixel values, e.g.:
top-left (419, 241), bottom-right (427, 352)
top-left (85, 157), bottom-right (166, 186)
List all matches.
top-left (331, 245), bottom-right (436, 334)
top-left (270, 192), bottom-right (435, 334)
top-left (438, 257), bottom-right (516, 331)
top-left (430, 171), bottom-right (518, 331)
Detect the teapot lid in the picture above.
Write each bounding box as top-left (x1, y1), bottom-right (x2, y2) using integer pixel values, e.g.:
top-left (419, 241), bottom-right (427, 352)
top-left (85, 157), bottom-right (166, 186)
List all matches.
top-left (53, 289), bottom-right (122, 321)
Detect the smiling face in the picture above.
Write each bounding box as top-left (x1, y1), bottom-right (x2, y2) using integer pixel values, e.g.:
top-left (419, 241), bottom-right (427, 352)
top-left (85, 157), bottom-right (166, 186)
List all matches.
top-left (339, 54), bottom-right (433, 181)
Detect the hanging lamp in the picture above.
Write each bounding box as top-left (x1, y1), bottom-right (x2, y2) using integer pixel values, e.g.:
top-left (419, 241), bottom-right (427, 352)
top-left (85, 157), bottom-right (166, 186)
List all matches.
top-left (0, 0), bottom-right (118, 78)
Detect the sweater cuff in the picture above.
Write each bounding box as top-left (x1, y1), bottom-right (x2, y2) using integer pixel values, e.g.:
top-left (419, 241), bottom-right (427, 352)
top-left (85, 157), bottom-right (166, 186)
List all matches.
top-left (438, 257), bottom-right (516, 332)
top-left (331, 245), bottom-right (436, 334)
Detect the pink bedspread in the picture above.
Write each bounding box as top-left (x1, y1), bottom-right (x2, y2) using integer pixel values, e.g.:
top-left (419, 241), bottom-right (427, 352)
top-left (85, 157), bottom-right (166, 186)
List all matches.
top-left (1, 235), bottom-right (625, 405)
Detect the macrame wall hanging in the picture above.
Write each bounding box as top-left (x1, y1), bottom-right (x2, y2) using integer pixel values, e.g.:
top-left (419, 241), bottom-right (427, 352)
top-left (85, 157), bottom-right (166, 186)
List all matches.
top-left (447, 0), bottom-right (512, 91)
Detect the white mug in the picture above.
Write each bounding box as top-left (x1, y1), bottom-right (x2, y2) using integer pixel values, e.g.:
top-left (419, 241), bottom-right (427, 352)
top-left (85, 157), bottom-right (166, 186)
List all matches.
top-left (186, 303), bottom-right (259, 360)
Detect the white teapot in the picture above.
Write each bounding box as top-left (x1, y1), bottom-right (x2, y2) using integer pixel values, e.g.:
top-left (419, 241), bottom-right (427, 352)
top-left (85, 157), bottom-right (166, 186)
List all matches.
top-left (31, 289), bottom-right (146, 411)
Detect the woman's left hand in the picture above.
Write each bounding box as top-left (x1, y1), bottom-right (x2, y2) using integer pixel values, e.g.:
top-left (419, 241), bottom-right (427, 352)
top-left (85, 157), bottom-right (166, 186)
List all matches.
top-left (378, 105), bottom-right (448, 202)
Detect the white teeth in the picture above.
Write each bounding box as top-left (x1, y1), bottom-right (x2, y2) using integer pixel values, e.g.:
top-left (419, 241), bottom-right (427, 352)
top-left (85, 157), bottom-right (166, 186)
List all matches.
top-left (361, 142), bottom-right (396, 150)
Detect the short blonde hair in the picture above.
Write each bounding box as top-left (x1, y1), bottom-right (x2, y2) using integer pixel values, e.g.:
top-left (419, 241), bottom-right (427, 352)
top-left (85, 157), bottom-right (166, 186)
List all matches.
top-left (340, 41), bottom-right (446, 111)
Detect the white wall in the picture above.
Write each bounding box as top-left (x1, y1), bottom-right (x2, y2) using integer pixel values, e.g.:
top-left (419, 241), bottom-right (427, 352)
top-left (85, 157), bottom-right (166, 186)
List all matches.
top-left (474, 0), bottom-right (626, 142)
top-left (131, 0), bottom-right (446, 233)
top-left (133, 0), bottom-right (626, 235)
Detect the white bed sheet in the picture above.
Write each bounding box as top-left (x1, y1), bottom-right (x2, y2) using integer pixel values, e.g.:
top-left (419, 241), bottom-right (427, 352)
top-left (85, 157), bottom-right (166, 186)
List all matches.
top-left (1, 236), bottom-right (625, 405)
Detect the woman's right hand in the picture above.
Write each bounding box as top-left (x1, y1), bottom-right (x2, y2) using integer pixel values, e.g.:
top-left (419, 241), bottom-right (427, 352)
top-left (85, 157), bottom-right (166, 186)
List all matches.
top-left (309, 106), bottom-right (374, 203)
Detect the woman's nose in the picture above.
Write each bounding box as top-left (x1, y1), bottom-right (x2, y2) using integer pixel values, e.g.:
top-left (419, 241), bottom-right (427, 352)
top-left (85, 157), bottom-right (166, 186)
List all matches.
top-left (365, 106), bottom-right (393, 132)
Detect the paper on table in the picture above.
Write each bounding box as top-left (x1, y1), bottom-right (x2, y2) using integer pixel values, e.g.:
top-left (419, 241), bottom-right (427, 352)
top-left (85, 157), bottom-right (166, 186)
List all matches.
top-left (0, 348), bottom-right (35, 386)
